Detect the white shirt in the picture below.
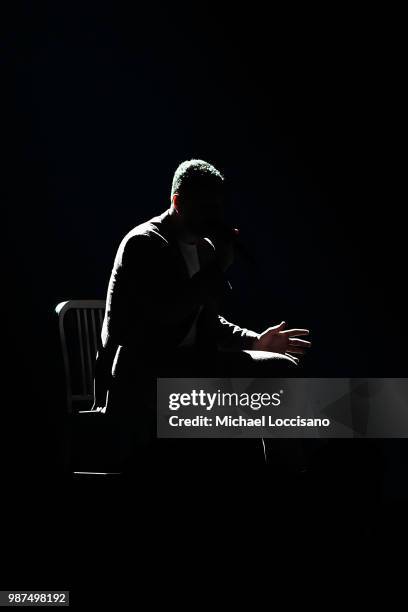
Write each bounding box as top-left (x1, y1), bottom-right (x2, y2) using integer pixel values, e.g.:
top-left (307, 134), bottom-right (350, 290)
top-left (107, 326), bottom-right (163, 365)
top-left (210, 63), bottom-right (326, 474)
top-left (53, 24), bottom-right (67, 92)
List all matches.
top-left (177, 240), bottom-right (203, 347)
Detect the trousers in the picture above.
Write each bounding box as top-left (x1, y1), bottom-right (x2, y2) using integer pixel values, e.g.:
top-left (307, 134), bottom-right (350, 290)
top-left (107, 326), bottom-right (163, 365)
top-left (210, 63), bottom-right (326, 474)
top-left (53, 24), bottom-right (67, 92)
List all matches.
top-left (105, 347), bottom-right (298, 474)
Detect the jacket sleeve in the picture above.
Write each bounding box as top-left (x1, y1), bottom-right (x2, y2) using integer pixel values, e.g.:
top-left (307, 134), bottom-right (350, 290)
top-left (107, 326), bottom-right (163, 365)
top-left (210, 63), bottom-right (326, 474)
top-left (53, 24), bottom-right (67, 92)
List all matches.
top-left (92, 340), bottom-right (117, 409)
top-left (215, 314), bottom-right (260, 350)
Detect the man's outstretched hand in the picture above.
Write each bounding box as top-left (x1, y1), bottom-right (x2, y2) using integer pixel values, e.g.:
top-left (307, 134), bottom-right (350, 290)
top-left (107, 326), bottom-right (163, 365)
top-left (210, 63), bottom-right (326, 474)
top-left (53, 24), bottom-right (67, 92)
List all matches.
top-left (251, 321), bottom-right (311, 362)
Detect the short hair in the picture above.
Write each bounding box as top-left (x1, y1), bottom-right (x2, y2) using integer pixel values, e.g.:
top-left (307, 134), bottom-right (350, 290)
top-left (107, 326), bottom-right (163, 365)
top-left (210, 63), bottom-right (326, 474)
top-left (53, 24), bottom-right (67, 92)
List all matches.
top-left (170, 159), bottom-right (224, 201)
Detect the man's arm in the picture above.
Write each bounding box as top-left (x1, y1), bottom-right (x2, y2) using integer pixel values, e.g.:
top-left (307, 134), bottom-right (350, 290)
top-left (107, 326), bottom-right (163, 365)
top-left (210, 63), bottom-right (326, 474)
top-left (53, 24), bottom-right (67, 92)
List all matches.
top-left (91, 340), bottom-right (117, 411)
top-left (216, 314), bottom-right (260, 351)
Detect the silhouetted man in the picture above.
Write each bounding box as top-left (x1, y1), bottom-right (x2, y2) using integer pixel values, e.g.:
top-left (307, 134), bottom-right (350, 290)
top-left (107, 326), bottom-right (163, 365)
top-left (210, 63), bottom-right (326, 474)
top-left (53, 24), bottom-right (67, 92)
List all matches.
top-left (95, 159), bottom-right (311, 471)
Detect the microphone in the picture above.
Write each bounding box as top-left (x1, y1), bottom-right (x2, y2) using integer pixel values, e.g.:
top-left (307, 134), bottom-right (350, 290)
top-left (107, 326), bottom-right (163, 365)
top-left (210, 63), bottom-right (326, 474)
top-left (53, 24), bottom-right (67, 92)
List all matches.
top-left (210, 222), bottom-right (256, 266)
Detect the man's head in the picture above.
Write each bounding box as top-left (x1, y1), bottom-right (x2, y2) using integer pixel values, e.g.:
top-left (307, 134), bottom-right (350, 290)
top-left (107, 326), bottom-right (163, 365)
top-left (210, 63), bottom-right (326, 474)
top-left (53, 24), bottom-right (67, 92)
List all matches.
top-left (170, 159), bottom-right (225, 238)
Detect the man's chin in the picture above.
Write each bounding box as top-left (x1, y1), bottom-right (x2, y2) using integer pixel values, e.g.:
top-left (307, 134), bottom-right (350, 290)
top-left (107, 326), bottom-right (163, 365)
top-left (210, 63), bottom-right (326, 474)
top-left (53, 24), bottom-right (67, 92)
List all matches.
top-left (188, 225), bottom-right (212, 238)
top-left (199, 222), bottom-right (220, 236)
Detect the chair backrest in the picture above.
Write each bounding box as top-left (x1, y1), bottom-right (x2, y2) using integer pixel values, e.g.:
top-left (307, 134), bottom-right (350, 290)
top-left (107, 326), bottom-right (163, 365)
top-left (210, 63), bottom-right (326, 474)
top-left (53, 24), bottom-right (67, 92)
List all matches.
top-left (55, 300), bottom-right (106, 413)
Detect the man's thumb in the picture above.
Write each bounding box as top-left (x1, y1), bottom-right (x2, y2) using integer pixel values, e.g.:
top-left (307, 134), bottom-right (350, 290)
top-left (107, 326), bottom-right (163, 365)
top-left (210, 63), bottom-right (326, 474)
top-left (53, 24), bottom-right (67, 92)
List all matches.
top-left (279, 320), bottom-right (286, 329)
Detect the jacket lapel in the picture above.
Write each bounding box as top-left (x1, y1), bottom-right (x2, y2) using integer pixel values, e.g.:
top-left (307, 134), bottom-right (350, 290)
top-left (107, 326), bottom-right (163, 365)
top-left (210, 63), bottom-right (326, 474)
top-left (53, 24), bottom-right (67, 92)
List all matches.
top-left (150, 210), bottom-right (220, 350)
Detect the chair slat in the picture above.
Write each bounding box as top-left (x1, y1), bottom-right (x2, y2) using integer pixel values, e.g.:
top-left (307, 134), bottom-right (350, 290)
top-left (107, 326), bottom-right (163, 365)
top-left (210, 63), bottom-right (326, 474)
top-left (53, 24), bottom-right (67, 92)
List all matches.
top-left (83, 309), bottom-right (93, 395)
top-left (76, 309), bottom-right (87, 395)
top-left (98, 308), bottom-right (103, 330)
top-left (90, 309), bottom-right (97, 356)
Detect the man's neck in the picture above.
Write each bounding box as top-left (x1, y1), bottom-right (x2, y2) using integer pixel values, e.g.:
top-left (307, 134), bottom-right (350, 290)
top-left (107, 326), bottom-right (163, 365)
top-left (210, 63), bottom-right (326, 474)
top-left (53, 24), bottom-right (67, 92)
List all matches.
top-left (168, 207), bottom-right (199, 244)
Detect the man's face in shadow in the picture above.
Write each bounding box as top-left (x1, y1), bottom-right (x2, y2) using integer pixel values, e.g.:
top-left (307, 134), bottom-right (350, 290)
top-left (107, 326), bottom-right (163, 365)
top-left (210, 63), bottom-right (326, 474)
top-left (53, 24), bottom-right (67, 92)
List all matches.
top-left (174, 189), bottom-right (225, 239)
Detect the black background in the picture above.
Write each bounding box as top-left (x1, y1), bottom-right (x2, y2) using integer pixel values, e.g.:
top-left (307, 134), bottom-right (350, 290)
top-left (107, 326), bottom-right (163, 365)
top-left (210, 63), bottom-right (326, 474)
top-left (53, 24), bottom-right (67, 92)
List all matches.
top-left (4, 0), bottom-right (406, 594)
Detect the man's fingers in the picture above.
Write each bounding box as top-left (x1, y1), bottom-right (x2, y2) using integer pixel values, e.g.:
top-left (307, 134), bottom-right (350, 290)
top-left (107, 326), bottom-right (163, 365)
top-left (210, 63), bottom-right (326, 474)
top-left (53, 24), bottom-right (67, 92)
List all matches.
top-left (286, 347), bottom-right (306, 355)
top-left (266, 321), bottom-right (287, 332)
top-left (288, 338), bottom-right (311, 348)
top-left (285, 352), bottom-right (299, 364)
top-left (281, 328), bottom-right (310, 337)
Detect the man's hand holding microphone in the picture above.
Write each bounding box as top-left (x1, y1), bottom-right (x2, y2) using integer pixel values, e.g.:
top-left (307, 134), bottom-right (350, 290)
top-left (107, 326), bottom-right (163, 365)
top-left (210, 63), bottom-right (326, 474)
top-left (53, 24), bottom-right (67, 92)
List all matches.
top-left (204, 220), bottom-right (311, 362)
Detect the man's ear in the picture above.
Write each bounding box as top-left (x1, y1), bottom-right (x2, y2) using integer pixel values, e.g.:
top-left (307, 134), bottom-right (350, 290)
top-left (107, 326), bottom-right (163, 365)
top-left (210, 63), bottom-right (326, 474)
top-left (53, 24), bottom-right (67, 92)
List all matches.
top-left (172, 192), bottom-right (180, 213)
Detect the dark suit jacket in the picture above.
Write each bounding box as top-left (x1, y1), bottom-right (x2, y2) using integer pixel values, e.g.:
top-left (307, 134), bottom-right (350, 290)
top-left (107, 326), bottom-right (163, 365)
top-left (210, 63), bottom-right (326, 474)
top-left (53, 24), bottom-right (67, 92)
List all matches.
top-left (94, 209), bottom-right (267, 468)
top-left (101, 208), bottom-right (258, 380)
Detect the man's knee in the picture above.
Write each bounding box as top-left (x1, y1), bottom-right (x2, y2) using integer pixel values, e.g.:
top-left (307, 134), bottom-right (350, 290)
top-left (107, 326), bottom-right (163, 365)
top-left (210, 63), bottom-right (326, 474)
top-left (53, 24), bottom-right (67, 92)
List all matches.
top-left (244, 350), bottom-right (297, 365)
top-left (243, 350), bottom-right (298, 375)
top-left (272, 352), bottom-right (298, 367)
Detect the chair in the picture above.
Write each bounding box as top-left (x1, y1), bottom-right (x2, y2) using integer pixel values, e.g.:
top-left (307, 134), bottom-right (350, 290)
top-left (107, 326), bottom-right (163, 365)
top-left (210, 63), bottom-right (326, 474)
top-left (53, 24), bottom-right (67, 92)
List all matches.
top-left (55, 300), bottom-right (121, 476)
top-left (55, 300), bottom-right (106, 412)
